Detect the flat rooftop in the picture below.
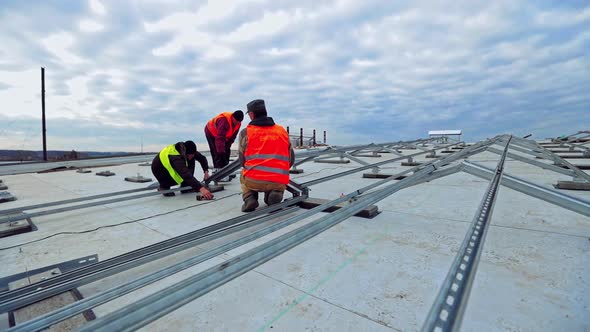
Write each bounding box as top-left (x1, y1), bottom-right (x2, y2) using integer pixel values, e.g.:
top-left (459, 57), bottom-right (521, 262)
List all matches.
top-left (0, 140), bottom-right (588, 331)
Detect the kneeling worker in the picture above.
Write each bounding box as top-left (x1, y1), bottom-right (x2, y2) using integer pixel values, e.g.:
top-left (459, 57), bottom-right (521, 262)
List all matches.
top-left (238, 99), bottom-right (294, 212)
top-left (151, 140), bottom-right (214, 200)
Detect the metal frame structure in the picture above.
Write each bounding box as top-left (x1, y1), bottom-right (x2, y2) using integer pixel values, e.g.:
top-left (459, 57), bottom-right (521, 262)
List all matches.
top-left (0, 154), bottom-right (155, 176)
top-left (422, 138), bottom-right (512, 331)
top-left (547, 131), bottom-right (590, 156)
top-left (2, 133), bottom-right (589, 332)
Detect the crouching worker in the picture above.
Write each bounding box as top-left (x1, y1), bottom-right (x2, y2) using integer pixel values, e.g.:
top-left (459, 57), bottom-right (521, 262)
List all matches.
top-left (151, 140), bottom-right (214, 200)
top-left (238, 99), bottom-right (294, 212)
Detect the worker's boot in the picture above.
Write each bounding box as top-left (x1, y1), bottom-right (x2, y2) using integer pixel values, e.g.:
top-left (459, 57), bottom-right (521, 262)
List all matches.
top-left (158, 186), bottom-right (175, 197)
top-left (241, 193), bottom-right (259, 212)
top-left (264, 190), bottom-right (284, 206)
top-left (218, 175), bottom-right (232, 182)
top-left (212, 168), bottom-right (231, 182)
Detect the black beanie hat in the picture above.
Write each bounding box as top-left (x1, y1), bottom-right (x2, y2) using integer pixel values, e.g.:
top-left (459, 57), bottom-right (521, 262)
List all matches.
top-left (247, 99), bottom-right (267, 116)
top-left (184, 140), bottom-right (197, 154)
top-left (232, 110), bottom-right (244, 121)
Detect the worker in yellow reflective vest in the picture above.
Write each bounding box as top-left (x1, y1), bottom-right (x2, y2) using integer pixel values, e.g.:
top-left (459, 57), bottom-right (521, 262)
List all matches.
top-left (238, 99), bottom-right (294, 212)
top-left (151, 140), bottom-right (214, 200)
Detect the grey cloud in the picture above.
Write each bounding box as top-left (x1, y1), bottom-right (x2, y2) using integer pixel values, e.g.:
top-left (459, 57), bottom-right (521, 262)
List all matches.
top-left (1, 0), bottom-right (589, 150)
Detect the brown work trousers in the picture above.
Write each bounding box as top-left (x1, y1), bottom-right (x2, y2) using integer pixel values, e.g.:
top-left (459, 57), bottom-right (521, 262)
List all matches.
top-left (240, 174), bottom-right (286, 202)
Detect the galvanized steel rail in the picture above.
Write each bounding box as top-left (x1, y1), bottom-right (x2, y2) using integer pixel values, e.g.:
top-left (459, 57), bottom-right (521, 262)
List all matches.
top-left (5, 136), bottom-right (507, 330)
top-left (422, 137), bottom-right (512, 332)
top-left (75, 139), bottom-right (498, 331)
top-left (0, 185), bottom-right (194, 224)
top-left (300, 142), bottom-right (465, 187)
top-left (9, 164), bottom-right (462, 331)
top-left (462, 161), bottom-right (590, 217)
top-left (0, 185), bottom-right (158, 216)
top-left (0, 196), bottom-right (306, 313)
top-left (510, 137), bottom-right (590, 182)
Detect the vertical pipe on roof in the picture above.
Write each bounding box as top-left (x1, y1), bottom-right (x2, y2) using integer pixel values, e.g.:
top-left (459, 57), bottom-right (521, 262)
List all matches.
top-left (299, 128), bottom-right (303, 147)
top-left (41, 67), bottom-right (47, 161)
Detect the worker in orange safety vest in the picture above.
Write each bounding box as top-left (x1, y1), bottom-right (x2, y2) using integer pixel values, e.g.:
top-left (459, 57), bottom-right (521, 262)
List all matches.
top-left (204, 110), bottom-right (244, 181)
top-left (238, 99), bottom-right (294, 212)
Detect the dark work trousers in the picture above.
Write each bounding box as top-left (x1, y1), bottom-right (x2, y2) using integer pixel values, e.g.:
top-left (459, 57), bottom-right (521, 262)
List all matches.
top-left (205, 127), bottom-right (231, 169)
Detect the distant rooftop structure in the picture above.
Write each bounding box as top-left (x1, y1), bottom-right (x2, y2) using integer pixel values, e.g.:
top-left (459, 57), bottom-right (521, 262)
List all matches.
top-left (428, 130), bottom-right (462, 144)
top-left (428, 130), bottom-right (462, 136)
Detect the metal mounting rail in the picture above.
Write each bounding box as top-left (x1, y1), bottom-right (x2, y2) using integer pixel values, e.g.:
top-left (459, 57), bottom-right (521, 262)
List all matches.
top-left (206, 138), bottom-right (451, 185)
top-left (0, 185), bottom-right (158, 216)
top-left (462, 161), bottom-right (590, 217)
top-left (486, 147), bottom-right (576, 177)
top-left (78, 148), bottom-right (471, 331)
top-left (6, 204), bottom-right (305, 332)
top-left (561, 142), bottom-right (590, 153)
top-left (300, 142), bottom-right (464, 187)
top-left (204, 159), bottom-right (241, 185)
top-left (293, 139), bottom-right (435, 161)
top-left (510, 137), bottom-right (590, 182)
top-left (204, 141), bottom-right (414, 185)
top-left (553, 131), bottom-right (590, 144)
top-left (5, 136), bottom-right (502, 329)
top-left (205, 139), bottom-right (448, 187)
top-left (0, 184), bottom-right (195, 224)
top-left (9, 164), bottom-right (463, 331)
top-left (422, 137), bottom-right (512, 332)
top-left (0, 196), bottom-right (306, 313)
top-left (75, 138), bottom-right (499, 331)
top-left (0, 154), bottom-right (155, 176)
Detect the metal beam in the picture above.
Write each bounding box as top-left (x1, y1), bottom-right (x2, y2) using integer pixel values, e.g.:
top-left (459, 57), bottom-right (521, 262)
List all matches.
top-left (6, 206), bottom-right (310, 332)
top-left (9, 164), bottom-right (466, 332)
top-left (510, 137), bottom-right (590, 182)
top-left (300, 141), bottom-right (472, 188)
top-left (0, 185), bottom-right (157, 216)
top-left (342, 152), bottom-right (371, 166)
top-left (502, 143), bottom-right (548, 159)
top-left (301, 151), bottom-right (427, 187)
top-left (0, 196), bottom-right (306, 313)
top-left (0, 185), bottom-right (192, 224)
top-left (204, 159), bottom-right (241, 185)
top-left (486, 147), bottom-right (576, 177)
top-left (0, 154), bottom-right (155, 176)
top-left (422, 137), bottom-right (511, 332)
top-left (462, 161), bottom-right (590, 217)
top-left (78, 150), bottom-right (469, 332)
top-left (378, 147), bottom-right (406, 157)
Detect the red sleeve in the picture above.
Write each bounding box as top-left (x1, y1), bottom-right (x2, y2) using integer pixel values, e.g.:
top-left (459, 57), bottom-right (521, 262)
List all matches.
top-left (214, 117), bottom-right (229, 153)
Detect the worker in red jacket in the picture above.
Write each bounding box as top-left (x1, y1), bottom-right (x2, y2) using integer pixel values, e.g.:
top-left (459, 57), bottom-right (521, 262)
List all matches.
top-left (238, 99), bottom-right (294, 212)
top-left (204, 110), bottom-right (244, 181)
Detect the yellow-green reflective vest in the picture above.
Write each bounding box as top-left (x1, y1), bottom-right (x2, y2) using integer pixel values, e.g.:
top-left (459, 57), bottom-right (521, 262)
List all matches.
top-left (159, 144), bottom-right (186, 185)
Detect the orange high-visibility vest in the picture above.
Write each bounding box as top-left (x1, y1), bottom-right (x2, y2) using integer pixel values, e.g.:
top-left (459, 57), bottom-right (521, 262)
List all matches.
top-left (242, 124), bottom-right (290, 184)
top-left (206, 112), bottom-right (240, 139)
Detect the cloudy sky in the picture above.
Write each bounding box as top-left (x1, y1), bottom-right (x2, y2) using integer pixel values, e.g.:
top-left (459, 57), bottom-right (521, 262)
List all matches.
top-left (0, 0), bottom-right (589, 152)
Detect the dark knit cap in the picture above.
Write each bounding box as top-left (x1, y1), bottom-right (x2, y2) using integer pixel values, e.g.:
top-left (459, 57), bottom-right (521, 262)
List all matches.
top-left (184, 140), bottom-right (197, 154)
top-left (246, 99), bottom-right (267, 116)
top-left (232, 110), bottom-right (244, 121)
